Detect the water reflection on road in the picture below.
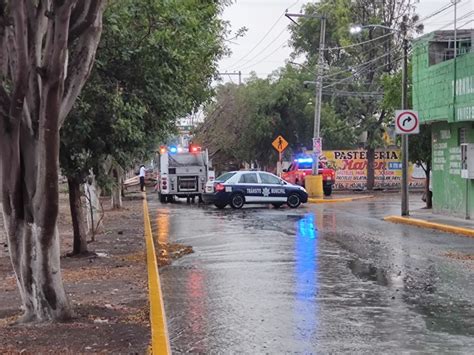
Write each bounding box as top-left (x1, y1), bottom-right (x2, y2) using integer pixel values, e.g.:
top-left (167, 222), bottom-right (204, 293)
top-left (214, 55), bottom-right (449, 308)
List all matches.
top-left (150, 195), bottom-right (474, 353)
top-left (294, 213), bottom-right (319, 343)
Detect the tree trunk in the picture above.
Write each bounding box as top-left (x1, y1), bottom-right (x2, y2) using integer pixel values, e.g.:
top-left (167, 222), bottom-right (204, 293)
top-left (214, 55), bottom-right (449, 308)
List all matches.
top-left (67, 177), bottom-right (88, 255)
top-left (1, 124), bottom-right (72, 323)
top-left (111, 168), bottom-right (122, 209)
top-left (85, 177), bottom-right (102, 238)
top-left (0, 1), bottom-right (106, 322)
top-left (366, 147), bottom-right (375, 191)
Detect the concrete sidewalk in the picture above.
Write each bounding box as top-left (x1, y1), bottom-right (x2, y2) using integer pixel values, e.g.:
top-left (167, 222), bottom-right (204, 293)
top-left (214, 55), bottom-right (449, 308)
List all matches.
top-left (385, 208), bottom-right (474, 238)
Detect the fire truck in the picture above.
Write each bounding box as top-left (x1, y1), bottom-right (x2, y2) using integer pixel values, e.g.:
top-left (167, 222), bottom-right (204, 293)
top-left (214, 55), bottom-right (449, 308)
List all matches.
top-left (281, 157), bottom-right (336, 196)
top-left (154, 144), bottom-right (213, 203)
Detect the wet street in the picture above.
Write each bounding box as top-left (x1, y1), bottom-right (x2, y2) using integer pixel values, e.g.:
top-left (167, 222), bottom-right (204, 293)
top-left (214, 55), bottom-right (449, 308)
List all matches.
top-left (149, 194), bottom-right (474, 353)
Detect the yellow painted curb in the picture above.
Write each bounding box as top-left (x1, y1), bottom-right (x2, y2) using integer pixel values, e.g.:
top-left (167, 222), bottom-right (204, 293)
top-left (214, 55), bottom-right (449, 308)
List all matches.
top-left (308, 195), bottom-right (374, 204)
top-left (143, 193), bottom-right (171, 354)
top-left (384, 215), bottom-right (474, 238)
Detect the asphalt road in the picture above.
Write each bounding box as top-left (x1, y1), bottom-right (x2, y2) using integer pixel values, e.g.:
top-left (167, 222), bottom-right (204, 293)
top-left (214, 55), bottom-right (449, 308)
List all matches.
top-left (149, 194), bottom-right (474, 354)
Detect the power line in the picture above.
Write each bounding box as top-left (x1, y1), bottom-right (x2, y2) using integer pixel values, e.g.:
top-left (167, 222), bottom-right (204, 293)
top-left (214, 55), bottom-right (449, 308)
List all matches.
top-left (322, 44), bottom-right (401, 80)
top-left (323, 32), bottom-right (394, 51)
top-left (323, 56), bottom-right (405, 89)
top-left (458, 19), bottom-right (474, 29)
top-left (225, 0), bottom-right (302, 70)
top-left (417, 1), bottom-right (456, 23)
top-left (233, 28), bottom-right (289, 70)
top-left (321, 1), bottom-right (461, 53)
top-left (234, 0), bottom-right (458, 74)
top-left (322, 2), bottom-right (471, 91)
top-left (322, 1), bottom-right (468, 89)
top-left (437, 10), bottom-right (474, 31)
top-left (323, 91), bottom-right (384, 98)
top-left (226, 18), bottom-right (283, 70)
top-left (238, 38), bottom-right (289, 71)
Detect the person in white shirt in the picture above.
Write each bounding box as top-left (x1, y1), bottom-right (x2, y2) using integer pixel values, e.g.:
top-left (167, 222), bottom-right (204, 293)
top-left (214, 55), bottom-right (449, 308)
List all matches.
top-left (139, 165), bottom-right (146, 192)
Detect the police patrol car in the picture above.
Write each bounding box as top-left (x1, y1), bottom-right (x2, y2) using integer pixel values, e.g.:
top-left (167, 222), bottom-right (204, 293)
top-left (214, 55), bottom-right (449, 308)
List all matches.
top-left (202, 171), bottom-right (308, 209)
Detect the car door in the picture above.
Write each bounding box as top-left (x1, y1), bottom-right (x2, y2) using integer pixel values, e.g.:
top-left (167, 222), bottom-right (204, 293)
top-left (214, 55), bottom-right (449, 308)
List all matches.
top-left (237, 172), bottom-right (262, 202)
top-left (258, 172), bottom-right (287, 203)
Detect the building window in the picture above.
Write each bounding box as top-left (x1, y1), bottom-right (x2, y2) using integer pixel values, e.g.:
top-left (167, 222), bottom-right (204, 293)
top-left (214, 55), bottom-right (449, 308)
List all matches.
top-left (459, 127), bottom-right (467, 145)
top-left (428, 31), bottom-right (473, 66)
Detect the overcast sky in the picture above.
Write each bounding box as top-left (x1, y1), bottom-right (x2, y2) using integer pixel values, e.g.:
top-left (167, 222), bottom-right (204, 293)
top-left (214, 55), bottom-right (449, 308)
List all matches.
top-left (217, 0), bottom-right (474, 84)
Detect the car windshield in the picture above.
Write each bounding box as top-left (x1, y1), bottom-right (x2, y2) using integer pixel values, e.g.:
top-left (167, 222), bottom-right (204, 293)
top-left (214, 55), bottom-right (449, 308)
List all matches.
top-left (215, 172), bottom-right (236, 182)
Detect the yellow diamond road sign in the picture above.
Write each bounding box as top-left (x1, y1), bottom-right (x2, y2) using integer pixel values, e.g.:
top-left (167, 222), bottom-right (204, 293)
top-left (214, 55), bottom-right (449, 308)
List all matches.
top-left (272, 135), bottom-right (288, 153)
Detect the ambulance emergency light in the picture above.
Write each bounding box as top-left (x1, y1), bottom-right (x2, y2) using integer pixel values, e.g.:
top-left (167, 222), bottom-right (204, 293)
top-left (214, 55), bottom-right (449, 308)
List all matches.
top-left (189, 144), bottom-right (201, 153)
top-left (296, 158), bottom-right (313, 164)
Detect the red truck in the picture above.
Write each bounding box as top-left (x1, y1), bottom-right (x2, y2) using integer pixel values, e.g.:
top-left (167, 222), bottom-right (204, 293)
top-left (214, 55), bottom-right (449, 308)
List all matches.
top-left (281, 157), bottom-right (336, 196)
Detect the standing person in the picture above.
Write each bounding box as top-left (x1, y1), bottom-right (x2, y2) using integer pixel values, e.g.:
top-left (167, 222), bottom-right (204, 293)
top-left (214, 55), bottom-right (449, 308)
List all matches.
top-left (139, 164), bottom-right (146, 192)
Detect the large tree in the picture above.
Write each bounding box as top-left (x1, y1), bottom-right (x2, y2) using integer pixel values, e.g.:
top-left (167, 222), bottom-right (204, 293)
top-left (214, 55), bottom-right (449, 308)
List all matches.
top-left (289, 0), bottom-right (422, 189)
top-left (0, 1), bottom-right (105, 322)
top-left (60, 0), bottom-right (227, 255)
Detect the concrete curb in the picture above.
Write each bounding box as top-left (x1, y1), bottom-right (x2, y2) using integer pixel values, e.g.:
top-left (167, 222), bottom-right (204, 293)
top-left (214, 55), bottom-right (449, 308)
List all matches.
top-left (142, 193), bottom-right (171, 354)
top-left (308, 195), bottom-right (375, 204)
top-left (384, 215), bottom-right (474, 238)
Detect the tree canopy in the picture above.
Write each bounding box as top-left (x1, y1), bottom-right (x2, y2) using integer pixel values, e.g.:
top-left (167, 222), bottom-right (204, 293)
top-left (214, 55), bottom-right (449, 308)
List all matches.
top-left (197, 0), bottom-right (425, 184)
top-left (61, 0), bottom-right (227, 185)
top-left (195, 65), bottom-right (357, 170)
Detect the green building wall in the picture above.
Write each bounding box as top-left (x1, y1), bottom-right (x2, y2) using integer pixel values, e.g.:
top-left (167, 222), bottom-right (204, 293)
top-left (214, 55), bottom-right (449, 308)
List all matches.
top-left (412, 31), bottom-right (474, 218)
top-left (413, 34), bottom-right (474, 124)
top-left (431, 122), bottom-right (474, 218)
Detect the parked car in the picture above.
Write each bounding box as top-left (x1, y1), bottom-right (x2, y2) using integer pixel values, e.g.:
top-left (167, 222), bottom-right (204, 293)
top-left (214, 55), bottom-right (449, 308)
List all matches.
top-left (202, 171), bottom-right (308, 209)
top-left (281, 157), bottom-right (336, 196)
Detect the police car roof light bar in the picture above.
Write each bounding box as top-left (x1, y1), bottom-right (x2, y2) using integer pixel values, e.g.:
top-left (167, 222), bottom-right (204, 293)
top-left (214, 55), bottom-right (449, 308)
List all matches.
top-left (297, 158), bottom-right (313, 164)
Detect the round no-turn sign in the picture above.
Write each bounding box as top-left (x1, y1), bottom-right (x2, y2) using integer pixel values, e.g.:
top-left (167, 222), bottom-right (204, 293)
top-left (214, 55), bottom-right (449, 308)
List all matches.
top-left (395, 110), bottom-right (419, 134)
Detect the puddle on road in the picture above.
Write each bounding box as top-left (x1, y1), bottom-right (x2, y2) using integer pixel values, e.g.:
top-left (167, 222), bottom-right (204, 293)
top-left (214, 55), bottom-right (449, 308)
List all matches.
top-left (406, 297), bottom-right (474, 337)
top-left (348, 259), bottom-right (390, 287)
top-left (348, 258), bottom-right (474, 337)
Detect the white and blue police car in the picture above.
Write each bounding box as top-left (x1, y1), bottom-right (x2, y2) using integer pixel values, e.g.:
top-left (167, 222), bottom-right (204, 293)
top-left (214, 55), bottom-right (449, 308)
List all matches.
top-left (202, 171), bottom-right (308, 209)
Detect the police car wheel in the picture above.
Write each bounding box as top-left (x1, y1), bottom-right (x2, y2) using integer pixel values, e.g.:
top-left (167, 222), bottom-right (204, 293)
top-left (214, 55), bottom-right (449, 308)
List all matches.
top-left (272, 203), bottom-right (283, 209)
top-left (287, 193), bottom-right (301, 208)
top-left (230, 193), bottom-right (245, 209)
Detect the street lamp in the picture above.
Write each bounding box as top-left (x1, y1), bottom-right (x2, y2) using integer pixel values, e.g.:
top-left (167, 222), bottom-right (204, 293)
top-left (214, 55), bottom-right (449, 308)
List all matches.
top-left (349, 25), bottom-right (362, 34)
top-left (349, 24), bottom-right (410, 216)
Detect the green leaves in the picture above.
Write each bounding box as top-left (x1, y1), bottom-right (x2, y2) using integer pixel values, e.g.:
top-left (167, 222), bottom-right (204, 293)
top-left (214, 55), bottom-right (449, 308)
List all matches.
top-left (60, 0), bottom-right (226, 184)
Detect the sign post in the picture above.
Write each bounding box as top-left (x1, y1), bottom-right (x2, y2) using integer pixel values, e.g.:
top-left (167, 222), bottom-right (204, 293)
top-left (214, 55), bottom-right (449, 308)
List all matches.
top-left (395, 110), bottom-right (419, 216)
top-left (272, 135), bottom-right (289, 176)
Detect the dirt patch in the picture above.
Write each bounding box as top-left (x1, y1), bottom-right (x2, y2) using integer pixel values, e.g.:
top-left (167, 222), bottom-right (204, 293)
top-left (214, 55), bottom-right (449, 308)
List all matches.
top-left (0, 189), bottom-right (191, 353)
top-left (444, 251), bottom-right (474, 262)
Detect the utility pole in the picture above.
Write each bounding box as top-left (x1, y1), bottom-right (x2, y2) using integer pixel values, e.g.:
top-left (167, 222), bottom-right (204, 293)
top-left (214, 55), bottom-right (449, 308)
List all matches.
top-left (285, 11), bottom-right (326, 197)
top-left (285, 11), bottom-right (326, 176)
top-left (401, 36), bottom-right (409, 216)
top-left (312, 16), bottom-right (326, 175)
